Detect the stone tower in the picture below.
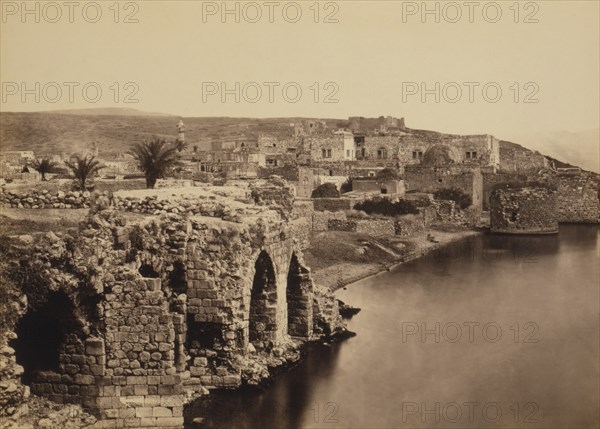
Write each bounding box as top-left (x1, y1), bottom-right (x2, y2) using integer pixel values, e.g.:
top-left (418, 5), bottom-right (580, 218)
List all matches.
top-left (176, 119), bottom-right (185, 143)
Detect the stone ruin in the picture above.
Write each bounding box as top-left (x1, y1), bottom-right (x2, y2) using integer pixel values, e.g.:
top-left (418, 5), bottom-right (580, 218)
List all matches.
top-left (0, 180), bottom-right (344, 429)
top-left (490, 184), bottom-right (559, 234)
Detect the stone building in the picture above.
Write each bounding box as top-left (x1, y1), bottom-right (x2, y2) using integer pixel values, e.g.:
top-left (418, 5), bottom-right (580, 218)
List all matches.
top-left (306, 131), bottom-right (356, 162)
top-left (404, 144), bottom-right (484, 212)
top-left (396, 134), bottom-right (500, 171)
top-left (348, 116), bottom-right (405, 133)
top-left (490, 185), bottom-right (559, 234)
top-left (3, 183), bottom-right (343, 428)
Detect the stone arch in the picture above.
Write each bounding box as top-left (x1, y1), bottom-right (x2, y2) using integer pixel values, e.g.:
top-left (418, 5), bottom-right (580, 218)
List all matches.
top-left (11, 291), bottom-right (81, 384)
top-left (249, 250), bottom-right (278, 349)
top-left (286, 252), bottom-right (313, 339)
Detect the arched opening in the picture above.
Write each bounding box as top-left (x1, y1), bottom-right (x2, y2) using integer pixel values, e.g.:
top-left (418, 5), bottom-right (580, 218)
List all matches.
top-left (169, 260), bottom-right (187, 294)
top-left (11, 291), bottom-right (80, 384)
top-left (286, 253), bottom-right (312, 339)
top-left (139, 263), bottom-right (159, 278)
top-left (249, 251), bottom-right (277, 349)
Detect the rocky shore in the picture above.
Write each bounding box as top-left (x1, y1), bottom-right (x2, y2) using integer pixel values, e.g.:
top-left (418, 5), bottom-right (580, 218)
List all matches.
top-left (307, 226), bottom-right (482, 291)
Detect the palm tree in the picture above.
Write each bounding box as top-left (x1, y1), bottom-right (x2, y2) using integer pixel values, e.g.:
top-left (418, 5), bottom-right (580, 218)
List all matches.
top-left (32, 158), bottom-right (55, 181)
top-left (65, 155), bottom-right (103, 191)
top-left (175, 138), bottom-right (188, 153)
top-left (129, 138), bottom-right (181, 189)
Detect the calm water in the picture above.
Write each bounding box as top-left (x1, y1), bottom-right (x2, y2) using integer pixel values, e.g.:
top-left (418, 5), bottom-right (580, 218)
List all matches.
top-left (186, 225), bottom-right (600, 429)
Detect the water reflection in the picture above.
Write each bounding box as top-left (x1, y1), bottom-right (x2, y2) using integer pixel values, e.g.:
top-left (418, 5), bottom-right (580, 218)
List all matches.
top-left (186, 225), bottom-right (599, 429)
top-left (185, 344), bottom-right (343, 429)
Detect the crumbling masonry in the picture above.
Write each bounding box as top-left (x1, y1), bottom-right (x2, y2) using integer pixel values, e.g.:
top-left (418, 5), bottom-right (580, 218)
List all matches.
top-left (3, 181), bottom-right (343, 429)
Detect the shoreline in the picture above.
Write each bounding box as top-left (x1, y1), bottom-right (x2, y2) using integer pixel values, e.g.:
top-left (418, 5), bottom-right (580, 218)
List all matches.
top-left (311, 227), bottom-right (484, 292)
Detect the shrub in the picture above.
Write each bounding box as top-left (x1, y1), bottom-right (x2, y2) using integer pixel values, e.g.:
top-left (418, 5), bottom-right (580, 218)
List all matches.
top-left (353, 197), bottom-right (421, 216)
top-left (376, 167), bottom-right (399, 181)
top-left (433, 187), bottom-right (472, 209)
top-left (340, 179), bottom-right (352, 194)
top-left (311, 183), bottom-right (339, 198)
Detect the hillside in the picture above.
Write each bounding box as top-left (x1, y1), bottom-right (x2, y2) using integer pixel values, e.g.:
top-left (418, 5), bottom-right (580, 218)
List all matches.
top-left (0, 111), bottom-right (342, 157)
top-left (0, 110), bottom-right (592, 173)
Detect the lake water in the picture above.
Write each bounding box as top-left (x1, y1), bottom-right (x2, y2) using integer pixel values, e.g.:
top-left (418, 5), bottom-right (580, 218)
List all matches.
top-left (186, 225), bottom-right (600, 429)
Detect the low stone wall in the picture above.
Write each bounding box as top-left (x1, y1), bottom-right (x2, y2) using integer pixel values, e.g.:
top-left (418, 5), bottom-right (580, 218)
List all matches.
top-left (354, 219), bottom-right (395, 238)
top-left (327, 219), bottom-right (357, 232)
top-left (310, 211), bottom-right (346, 231)
top-left (312, 198), bottom-right (354, 212)
top-left (0, 189), bottom-right (93, 209)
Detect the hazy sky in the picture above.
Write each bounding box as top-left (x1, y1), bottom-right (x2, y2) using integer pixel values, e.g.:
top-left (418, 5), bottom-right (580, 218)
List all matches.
top-left (1, 0), bottom-right (599, 141)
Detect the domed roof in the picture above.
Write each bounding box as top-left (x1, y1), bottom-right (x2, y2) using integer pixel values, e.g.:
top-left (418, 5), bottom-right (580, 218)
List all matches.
top-left (421, 144), bottom-right (457, 167)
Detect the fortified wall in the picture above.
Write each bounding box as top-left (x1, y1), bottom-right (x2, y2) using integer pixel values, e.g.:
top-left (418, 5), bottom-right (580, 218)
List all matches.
top-left (490, 185), bottom-right (559, 234)
top-left (554, 170), bottom-right (599, 223)
top-left (1, 182), bottom-right (344, 429)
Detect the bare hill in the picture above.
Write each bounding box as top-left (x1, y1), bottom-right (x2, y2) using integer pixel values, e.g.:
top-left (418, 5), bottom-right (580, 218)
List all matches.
top-left (0, 112), bottom-right (340, 157)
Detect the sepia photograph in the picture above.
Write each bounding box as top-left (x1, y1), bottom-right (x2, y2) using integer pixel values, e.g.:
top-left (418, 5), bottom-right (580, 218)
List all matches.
top-left (0, 1), bottom-right (599, 428)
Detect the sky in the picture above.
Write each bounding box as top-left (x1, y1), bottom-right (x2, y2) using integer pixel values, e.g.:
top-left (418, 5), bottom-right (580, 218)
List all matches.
top-left (1, 1), bottom-right (599, 149)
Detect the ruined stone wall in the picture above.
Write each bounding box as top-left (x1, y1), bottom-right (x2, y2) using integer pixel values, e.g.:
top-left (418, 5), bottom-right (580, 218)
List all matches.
top-left (2, 183), bottom-right (345, 428)
top-left (499, 145), bottom-right (548, 173)
top-left (490, 187), bottom-right (559, 234)
top-left (555, 173), bottom-right (600, 223)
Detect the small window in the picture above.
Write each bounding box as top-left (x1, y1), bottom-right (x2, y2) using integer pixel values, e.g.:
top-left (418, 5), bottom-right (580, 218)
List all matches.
top-left (412, 151), bottom-right (423, 160)
top-left (322, 149), bottom-right (332, 158)
top-left (368, 171), bottom-right (375, 177)
top-left (377, 148), bottom-right (388, 159)
top-left (346, 150), bottom-right (350, 157)
top-left (272, 143), bottom-right (277, 147)
top-left (466, 151), bottom-right (477, 159)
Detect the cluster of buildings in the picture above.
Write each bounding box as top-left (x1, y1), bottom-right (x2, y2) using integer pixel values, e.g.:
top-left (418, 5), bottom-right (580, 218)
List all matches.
top-left (2, 116), bottom-right (554, 215)
top-left (192, 116), bottom-right (501, 178)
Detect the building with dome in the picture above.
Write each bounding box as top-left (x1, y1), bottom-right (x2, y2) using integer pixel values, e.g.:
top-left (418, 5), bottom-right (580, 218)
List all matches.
top-left (404, 144), bottom-right (484, 212)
